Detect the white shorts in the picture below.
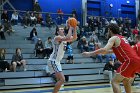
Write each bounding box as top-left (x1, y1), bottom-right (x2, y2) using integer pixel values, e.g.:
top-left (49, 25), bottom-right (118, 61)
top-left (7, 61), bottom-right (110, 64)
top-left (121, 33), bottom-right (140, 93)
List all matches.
top-left (47, 60), bottom-right (62, 74)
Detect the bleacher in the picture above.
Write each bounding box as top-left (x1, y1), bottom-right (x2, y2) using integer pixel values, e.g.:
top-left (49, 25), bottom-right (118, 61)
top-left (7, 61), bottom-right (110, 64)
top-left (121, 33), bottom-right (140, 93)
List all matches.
top-left (0, 25), bottom-right (109, 90)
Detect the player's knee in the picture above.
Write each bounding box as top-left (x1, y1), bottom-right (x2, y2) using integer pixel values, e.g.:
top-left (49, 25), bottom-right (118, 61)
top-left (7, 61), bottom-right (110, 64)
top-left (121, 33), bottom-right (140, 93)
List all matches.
top-left (60, 77), bottom-right (65, 83)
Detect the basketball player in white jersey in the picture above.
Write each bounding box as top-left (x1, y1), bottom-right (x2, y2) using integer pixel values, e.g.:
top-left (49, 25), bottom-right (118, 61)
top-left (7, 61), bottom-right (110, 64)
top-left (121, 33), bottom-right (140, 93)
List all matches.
top-left (48, 25), bottom-right (77, 93)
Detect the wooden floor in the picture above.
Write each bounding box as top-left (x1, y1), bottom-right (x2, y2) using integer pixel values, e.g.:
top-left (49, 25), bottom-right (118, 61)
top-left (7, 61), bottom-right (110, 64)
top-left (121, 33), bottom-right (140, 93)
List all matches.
top-left (1, 83), bottom-right (140, 93)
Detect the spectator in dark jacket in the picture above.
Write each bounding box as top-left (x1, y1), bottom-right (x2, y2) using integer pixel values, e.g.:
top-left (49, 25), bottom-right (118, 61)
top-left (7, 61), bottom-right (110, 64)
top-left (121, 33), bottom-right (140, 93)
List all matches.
top-left (33, 2), bottom-right (42, 12)
top-left (0, 25), bottom-right (6, 40)
top-left (30, 27), bottom-right (38, 44)
top-left (1, 10), bottom-right (9, 25)
top-left (0, 48), bottom-right (10, 72)
top-left (77, 36), bottom-right (89, 53)
top-left (103, 59), bottom-right (121, 83)
top-left (11, 48), bottom-right (27, 72)
top-left (35, 38), bottom-right (44, 58)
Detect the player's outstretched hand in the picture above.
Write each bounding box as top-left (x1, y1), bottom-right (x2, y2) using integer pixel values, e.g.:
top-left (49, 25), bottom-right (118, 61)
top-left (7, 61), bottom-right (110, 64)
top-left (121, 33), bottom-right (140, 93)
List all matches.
top-left (82, 52), bottom-right (91, 57)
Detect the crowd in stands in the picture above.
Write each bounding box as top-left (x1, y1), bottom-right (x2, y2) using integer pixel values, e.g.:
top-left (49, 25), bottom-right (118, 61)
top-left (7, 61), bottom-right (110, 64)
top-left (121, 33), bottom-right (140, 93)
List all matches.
top-left (0, 2), bottom-right (140, 78)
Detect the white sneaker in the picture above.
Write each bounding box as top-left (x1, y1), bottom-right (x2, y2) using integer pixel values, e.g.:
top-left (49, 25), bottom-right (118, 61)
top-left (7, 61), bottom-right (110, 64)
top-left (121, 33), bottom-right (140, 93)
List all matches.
top-left (59, 84), bottom-right (64, 91)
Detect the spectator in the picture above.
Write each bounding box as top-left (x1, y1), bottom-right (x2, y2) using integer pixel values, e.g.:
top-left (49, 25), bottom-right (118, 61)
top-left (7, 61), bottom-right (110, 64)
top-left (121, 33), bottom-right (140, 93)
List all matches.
top-left (77, 36), bottom-right (89, 53)
top-left (0, 48), bottom-right (10, 72)
top-left (88, 37), bottom-right (95, 51)
top-left (88, 16), bottom-right (94, 31)
top-left (90, 31), bottom-right (99, 43)
top-left (117, 17), bottom-right (123, 27)
top-left (95, 43), bottom-right (103, 62)
top-left (23, 11), bottom-right (30, 28)
top-left (132, 26), bottom-right (139, 39)
top-left (46, 13), bottom-right (54, 28)
top-left (43, 37), bottom-right (53, 59)
top-left (35, 38), bottom-right (44, 58)
top-left (110, 18), bottom-right (117, 24)
top-left (105, 53), bottom-right (116, 63)
top-left (103, 59), bottom-right (114, 83)
top-left (30, 12), bottom-right (37, 26)
top-left (11, 48), bottom-right (27, 72)
top-left (4, 20), bottom-right (14, 35)
top-left (124, 18), bottom-right (131, 29)
top-left (57, 9), bottom-right (63, 25)
top-left (72, 9), bottom-right (77, 19)
top-left (33, 2), bottom-right (42, 12)
top-left (66, 42), bottom-right (74, 64)
top-left (30, 27), bottom-right (38, 44)
top-left (37, 13), bottom-right (43, 24)
top-left (0, 25), bottom-right (6, 40)
top-left (103, 59), bottom-right (121, 83)
top-left (84, 23), bottom-right (91, 36)
top-left (11, 11), bottom-right (19, 25)
top-left (1, 10), bottom-right (9, 25)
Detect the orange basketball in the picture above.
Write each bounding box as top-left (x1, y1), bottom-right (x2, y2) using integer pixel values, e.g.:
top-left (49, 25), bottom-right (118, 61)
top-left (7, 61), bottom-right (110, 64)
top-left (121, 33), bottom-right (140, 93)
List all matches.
top-left (68, 18), bottom-right (78, 27)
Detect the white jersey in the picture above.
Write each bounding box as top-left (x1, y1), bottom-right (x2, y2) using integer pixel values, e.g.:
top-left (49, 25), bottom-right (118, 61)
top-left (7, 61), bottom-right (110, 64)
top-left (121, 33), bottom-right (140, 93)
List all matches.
top-left (49, 38), bottom-right (67, 64)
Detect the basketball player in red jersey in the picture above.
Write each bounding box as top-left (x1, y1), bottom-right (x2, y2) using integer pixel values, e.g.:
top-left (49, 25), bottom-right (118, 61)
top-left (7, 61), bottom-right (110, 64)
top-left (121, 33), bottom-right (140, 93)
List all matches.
top-left (82, 23), bottom-right (140, 93)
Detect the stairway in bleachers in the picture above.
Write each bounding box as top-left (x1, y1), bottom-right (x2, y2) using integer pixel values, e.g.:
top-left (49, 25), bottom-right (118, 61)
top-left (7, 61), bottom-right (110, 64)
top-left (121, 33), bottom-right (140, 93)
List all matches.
top-left (0, 25), bottom-right (109, 90)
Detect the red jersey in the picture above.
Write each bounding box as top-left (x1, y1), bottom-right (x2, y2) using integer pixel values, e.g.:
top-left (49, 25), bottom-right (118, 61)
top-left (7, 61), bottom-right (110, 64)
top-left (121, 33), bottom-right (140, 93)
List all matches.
top-left (133, 43), bottom-right (140, 57)
top-left (112, 35), bottom-right (139, 63)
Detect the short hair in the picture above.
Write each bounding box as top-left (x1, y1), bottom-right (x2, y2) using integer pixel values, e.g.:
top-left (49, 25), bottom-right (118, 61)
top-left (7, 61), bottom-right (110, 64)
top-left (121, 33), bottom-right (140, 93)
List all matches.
top-left (16, 48), bottom-right (21, 54)
top-left (48, 37), bottom-right (51, 40)
top-left (55, 25), bottom-right (64, 36)
top-left (108, 23), bottom-right (120, 34)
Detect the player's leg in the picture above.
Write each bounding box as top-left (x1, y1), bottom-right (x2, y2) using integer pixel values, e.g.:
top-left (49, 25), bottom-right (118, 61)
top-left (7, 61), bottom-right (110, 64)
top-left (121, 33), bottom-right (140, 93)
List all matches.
top-left (53, 72), bottom-right (65, 93)
top-left (111, 73), bottom-right (125, 93)
top-left (122, 78), bottom-right (133, 93)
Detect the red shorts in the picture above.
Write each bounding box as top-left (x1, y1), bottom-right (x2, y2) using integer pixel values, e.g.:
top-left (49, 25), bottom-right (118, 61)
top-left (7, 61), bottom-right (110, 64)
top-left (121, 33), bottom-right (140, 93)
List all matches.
top-left (117, 58), bottom-right (140, 78)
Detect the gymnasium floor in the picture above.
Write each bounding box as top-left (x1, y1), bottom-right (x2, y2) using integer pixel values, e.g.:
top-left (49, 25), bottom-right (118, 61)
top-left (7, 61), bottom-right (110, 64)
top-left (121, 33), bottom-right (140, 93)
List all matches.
top-left (0, 83), bottom-right (140, 93)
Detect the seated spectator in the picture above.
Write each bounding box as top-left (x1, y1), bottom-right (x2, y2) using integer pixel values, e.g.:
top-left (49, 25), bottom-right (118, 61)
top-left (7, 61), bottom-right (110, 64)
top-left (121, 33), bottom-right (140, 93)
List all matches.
top-left (66, 42), bottom-right (74, 64)
top-left (46, 13), bottom-right (54, 28)
top-left (11, 11), bottom-right (18, 25)
top-left (77, 36), bottom-right (89, 53)
top-left (84, 23), bottom-right (91, 36)
top-left (88, 37), bottom-right (95, 51)
top-left (103, 59), bottom-right (121, 83)
top-left (35, 38), bottom-right (44, 58)
top-left (11, 48), bottom-right (27, 72)
top-left (0, 48), bottom-right (10, 72)
top-left (43, 37), bottom-right (53, 59)
top-left (110, 18), bottom-right (117, 24)
top-left (90, 31), bottom-right (99, 43)
top-left (30, 27), bottom-right (38, 44)
top-left (105, 53), bottom-right (116, 63)
top-left (30, 12), bottom-right (37, 26)
top-left (23, 11), bottom-right (30, 28)
top-left (37, 13), bottom-right (43, 24)
top-left (4, 20), bottom-right (14, 35)
top-left (95, 43), bottom-right (103, 62)
top-left (132, 26), bottom-right (139, 39)
top-left (1, 10), bottom-right (9, 25)
top-left (0, 25), bottom-right (6, 40)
